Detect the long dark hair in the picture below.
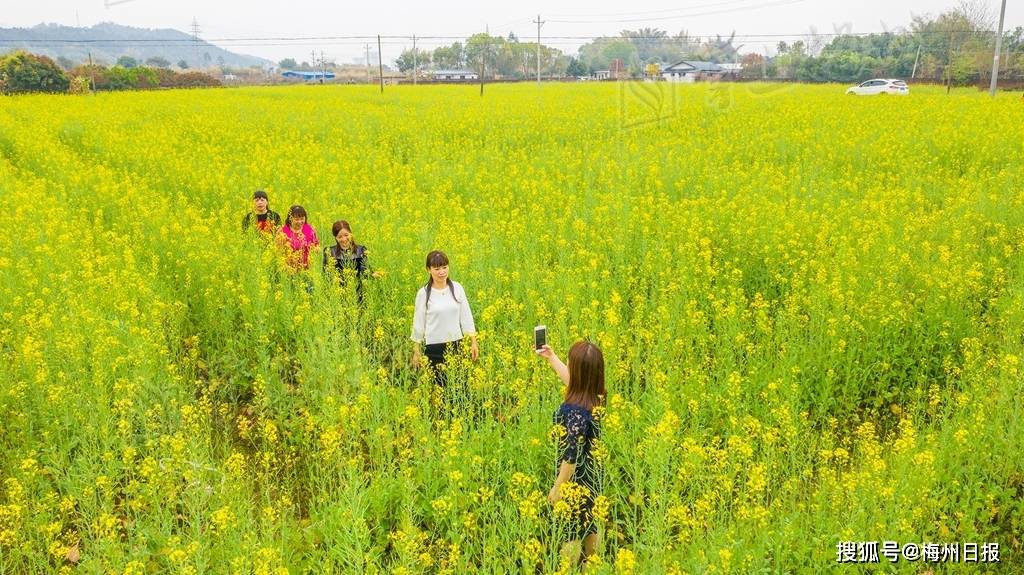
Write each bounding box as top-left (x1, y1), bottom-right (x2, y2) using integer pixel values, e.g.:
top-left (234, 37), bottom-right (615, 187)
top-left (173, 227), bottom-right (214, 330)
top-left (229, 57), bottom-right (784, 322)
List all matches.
top-left (424, 250), bottom-right (458, 307)
top-left (285, 205), bottom-right (307, 228)
top-left (331, 220), bottom-right (360, 252)
top-left (564, 341), bottom-right (606, 411)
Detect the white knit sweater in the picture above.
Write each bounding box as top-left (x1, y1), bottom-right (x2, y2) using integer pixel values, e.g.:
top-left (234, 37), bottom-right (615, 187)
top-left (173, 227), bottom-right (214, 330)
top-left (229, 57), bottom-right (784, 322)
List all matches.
top-left (411, 280), bottom-right (477, 345)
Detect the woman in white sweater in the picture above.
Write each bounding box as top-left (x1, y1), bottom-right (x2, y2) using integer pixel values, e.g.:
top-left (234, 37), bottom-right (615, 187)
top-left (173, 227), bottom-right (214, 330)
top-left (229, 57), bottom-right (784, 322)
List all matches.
top-left (411, 250), bottom-right (479, 379)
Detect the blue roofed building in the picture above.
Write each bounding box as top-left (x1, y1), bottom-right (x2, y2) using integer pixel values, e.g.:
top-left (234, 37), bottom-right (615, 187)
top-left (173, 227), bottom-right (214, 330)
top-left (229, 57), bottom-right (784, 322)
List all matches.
top-left (281, 70), bottom-right (336, 81)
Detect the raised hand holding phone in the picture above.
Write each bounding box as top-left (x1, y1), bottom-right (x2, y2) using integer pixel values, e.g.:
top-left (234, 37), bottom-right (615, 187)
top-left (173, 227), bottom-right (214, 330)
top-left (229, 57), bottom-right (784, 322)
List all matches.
top-left (533, 326), bottom-right (568, 385)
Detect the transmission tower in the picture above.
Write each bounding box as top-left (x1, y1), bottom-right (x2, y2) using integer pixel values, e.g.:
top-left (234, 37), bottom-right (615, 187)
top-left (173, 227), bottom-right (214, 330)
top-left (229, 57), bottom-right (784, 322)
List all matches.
top-left (191, 18), bottom-right (201, 68)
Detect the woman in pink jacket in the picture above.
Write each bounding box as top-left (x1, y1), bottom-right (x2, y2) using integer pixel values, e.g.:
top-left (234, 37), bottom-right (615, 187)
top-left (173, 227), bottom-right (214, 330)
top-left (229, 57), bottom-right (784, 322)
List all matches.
top-left (277, 205), bottom-right (320, 272)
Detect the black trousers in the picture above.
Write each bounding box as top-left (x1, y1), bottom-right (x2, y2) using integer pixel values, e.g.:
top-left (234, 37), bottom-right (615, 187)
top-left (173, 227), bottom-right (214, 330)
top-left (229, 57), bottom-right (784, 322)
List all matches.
top-left (423, 339), bottom-right (461, 385)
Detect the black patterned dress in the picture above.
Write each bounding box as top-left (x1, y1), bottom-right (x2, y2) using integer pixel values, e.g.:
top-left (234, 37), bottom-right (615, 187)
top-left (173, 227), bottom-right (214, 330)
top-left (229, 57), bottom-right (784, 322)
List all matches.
top-left (553, 402), bottom-right (602, 540)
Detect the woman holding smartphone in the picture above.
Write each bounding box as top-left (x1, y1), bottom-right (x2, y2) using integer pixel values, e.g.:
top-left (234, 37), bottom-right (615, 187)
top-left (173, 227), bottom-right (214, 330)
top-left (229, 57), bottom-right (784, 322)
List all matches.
top-left (410, 250), bottom-right (478, 380)
top-left (536, 340), bottom-right (606, 565)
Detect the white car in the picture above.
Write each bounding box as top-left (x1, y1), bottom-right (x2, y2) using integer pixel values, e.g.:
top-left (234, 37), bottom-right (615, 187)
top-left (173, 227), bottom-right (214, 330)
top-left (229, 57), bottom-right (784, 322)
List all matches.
top-left (846, 79), bottom-right (910, 96)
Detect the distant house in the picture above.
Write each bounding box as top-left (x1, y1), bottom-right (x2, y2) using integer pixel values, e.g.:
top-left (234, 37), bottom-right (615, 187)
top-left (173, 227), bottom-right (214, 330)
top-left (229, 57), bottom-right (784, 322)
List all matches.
top-left (661, 61), bottom-right (724, 82)
top-left (281, 70), bottom-right (336, 81)
top-left (432, 69), bottom-right (478, 81)
top-left (592, 66), bottom-right (628, 81)
top-left (720, 63), bottom-right (742, 76)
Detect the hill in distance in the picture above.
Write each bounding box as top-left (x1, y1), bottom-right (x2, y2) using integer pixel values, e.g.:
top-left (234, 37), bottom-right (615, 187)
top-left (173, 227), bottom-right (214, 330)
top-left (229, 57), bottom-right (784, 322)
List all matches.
top-left (0, 22), bottom-right (273, 69)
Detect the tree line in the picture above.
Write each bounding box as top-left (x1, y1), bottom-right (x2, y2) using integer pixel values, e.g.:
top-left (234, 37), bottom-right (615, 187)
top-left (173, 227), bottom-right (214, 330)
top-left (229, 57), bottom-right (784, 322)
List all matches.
top-left (391, 2), bottom-right (1022, 86)
top-left (754, 7), bottom-right (1024, 86)
top-left (392, 33), bottom-right (572, 79)
top-left (0, 51), bottom-right (222, 95)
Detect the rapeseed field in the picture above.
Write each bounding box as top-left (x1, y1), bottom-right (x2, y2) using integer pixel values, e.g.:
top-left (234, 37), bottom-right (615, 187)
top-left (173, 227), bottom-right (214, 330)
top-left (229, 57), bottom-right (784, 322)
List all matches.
top-left (0, 82), bottom-right (1021, 573)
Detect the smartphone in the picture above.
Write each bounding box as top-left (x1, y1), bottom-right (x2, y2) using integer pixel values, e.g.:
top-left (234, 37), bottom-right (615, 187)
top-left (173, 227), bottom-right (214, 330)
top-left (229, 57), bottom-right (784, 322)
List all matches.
top-left (534, 325), bottom-right (546, 350)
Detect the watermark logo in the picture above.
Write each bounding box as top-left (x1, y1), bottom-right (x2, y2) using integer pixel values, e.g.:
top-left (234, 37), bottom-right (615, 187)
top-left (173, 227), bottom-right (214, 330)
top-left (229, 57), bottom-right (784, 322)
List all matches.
top-left (618, 80), bottom-right (679, 130)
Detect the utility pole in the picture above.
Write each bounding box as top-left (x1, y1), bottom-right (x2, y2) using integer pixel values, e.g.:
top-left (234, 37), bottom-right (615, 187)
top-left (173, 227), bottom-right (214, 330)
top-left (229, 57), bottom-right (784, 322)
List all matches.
top-left (88, 51), bottom-right (96, 92)
top-left (365, 44), bottom-right (372, 84)
top-left (911, 44), bottom-right (921, 79)
top-left (480, 25), bottom-right (488, 96)
top-left (989, 0), bottom-right (1007, 97)
top-left (321, 50), bottom-right (327, 84)
top-left (413, 35), bottom-right (417, 85)
top-left (378, 34), bottom-right (385, 93)
top-left (532, 14), bottom-right (544, 85)
top-left (78, 11), bottom-right (95, 93)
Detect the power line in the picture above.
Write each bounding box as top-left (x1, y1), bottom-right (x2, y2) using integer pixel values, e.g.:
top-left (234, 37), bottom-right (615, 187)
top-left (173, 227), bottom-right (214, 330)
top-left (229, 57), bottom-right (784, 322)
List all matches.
top-left (544, 0), bottom-right (778, 18)
top-left (547, 0), bottom-right (806, 24)
top-left (1, 29), bottom-right (1009, 45)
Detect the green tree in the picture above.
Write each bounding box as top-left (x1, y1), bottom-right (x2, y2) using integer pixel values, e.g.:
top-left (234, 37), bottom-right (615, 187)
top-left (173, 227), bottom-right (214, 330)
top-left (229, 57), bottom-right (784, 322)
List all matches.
top-left (178, 60), bottom-right (189, 69)
top-left (740, 53), bottom-right (766, 79)
top-left (105, 66), bottom-right (159, 90)
top-left (911, 3), bottom-right (993, 87)
top-left (566, 57), bottom-right (586, 77)
top-left (578, 38), bottom-right (638, 73)
top-left (619, 28), bottom-right (669, 63)
top-left (465, 33), bottom-right (505, 78)
top-left (0, 51), bottom-right (70, 94)
top-left (278, 58), bottom-right (298, 69)
top-left (116, 56), bottom-right (138, 68)
top-left (701, 32), bottom-right (742, 62)
top-left (146, 56), bottom-right (170, 68)
top-left (509, 42), bottom-right (535, 77)
top-left (70, 64), bottom-right (108, 90)
top-left (395, 48), bottom-right (430, 73)
top-left (432, 43), bottom-right (465, 70)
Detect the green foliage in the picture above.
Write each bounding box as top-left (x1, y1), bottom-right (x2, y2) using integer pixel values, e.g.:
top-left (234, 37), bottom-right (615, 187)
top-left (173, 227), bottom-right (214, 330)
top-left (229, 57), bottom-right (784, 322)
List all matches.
top-left (395, 49), bottom-right (429, 73)
top-left (68, 76), bottom-right (91, 94)
top-left (66, 62), bottom-right (220, 92)
top-left (566, 57), bottom-right (586, 77)
top-left (431, 42), bottom-right (464, 70)
top-left (173, 71), bottom-right (223, 88)
top-left (464, 33), bottom-right (498, 74)
top-left (577, 29), bottom-right (712, 75)
top-left (0, 50), bottom-right (70, 94)
top-left (578, 38), bottom-right (639, 74)
top-left (104, 66), bottom-right (155, 90)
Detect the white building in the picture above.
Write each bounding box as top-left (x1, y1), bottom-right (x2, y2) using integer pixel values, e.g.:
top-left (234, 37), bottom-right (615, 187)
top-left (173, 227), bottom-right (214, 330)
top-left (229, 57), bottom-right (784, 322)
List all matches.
top-left (431, 69), bottom-right (478, 81)
top-left (661, 60), bottom-right (724, 83)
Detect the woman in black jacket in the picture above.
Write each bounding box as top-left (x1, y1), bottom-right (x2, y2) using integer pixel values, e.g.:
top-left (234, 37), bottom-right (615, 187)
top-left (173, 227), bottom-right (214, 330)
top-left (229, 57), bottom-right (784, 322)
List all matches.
top-left (322, 220), bottom-right (373, 303)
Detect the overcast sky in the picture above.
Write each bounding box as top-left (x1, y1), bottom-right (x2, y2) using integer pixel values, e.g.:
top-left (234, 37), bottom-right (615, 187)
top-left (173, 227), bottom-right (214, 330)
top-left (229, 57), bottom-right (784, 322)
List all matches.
top-left (1, 0), bottom-right (1019, 65)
